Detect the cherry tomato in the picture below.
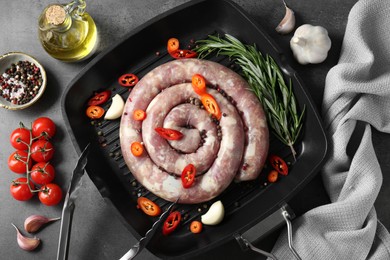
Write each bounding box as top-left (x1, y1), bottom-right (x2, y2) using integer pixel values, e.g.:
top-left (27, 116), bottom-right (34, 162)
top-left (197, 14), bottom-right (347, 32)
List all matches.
top-left (10, 127), bottom-right (31, 150)
top-left (10, 177), bottom-right (35, 201)
top-left (137, 197), bottom-right (161, 217)
top-left (118, 74), bottom-right (139, 87)
top-left (155, 127), bottom-right (183, 141)
top-left (181, 164), bottom-right (196, 188)
top-left (38, 183), bottom-right (63, 206)
top-left (201, 93), bottom-right (222, 120)
top-left (32, 117), bottom-right (56, 139)
top-left (30, 162), bottom-right (55, 185)
top-left (269, 155), bottom-right (289, 176)
top-left (192, 74), bottom-right (207, 95)
top-left (30, 140), bottom-right (54, 163)
top-left (87, 90), bottom-right (111, 106)
top-left (267, 170), bottom-right (279, 183)
top-left (8, 150), bottom-right (31, 174)
top-left (167, 38), bottom-right (180, 53)
top-left (133, 109), bottom-right (147, 121)
top-left (162, 211), bottom-right (181, 235)
top-left (169, 49), bottom-right (197, 59)
top-left (190, 220), bottom-right (203, 234)
top-left (86, 105), bottom-right (105, 119)
top-left (131, 142), bottom-right (144, 157)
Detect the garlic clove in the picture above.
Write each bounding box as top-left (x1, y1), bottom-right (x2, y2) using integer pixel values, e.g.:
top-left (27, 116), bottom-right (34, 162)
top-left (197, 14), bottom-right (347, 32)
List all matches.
top-left (24, 214), bottom-right (61, 233)
top-left (12, 223), bottom-right (41, 251)
top-left (275, 1), bottom-right (296, 34)
top-left (104, 94), bottom-right (125, 120)
top-left (201, 200), bottom-right (225, 225)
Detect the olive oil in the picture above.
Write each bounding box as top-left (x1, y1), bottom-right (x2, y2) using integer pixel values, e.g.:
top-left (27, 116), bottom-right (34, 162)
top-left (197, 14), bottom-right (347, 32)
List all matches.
top-left (38, 1), bottom-right (98, 62)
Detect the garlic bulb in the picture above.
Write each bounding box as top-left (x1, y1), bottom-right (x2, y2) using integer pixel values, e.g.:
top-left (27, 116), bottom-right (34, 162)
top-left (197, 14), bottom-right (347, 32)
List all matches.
top-left (24, 215), bottom-right (60, 233)
top-left (275, 1), bottom-right (295, 34)
top-left (290, 24), bottom-right (332, 65)
top-left (12, 223), bottom-right (40, 251)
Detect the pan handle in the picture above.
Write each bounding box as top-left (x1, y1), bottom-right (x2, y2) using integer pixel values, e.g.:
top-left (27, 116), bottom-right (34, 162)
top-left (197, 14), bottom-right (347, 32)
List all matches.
top-left (234, 204), bottom-right (301, 260)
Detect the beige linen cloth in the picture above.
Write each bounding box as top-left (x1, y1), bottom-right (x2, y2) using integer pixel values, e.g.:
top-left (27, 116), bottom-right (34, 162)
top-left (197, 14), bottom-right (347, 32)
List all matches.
top-left (271, 0), bottom-right (390, 259)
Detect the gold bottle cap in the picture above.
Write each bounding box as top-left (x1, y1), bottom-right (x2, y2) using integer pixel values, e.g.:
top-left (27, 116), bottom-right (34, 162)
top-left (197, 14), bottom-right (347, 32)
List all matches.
top-left (45, 5), bottom-right (66, 25)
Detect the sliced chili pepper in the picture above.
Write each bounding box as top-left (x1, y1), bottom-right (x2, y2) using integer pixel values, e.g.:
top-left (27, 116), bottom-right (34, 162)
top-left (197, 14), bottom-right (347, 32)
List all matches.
top-left (162, 211), bottom-right (181, 236)
top-left (133, 109), bottom-right (146, 121)
top-left (118, 73), bottom-right (139, 87)
top-left (86, 105), bottom-right (105, 119)
top-left (192, 74), bottom-right (207, 95)
top-left (155, 127), bottom-right (183, 140)
top-left (269, 155), bottom-right (288, 176)
top-left (131, 142), bottom-right (144, 157)
top-left (181, 164), bottom-right (196, 188)
top-left (167, 38), bottom-right (180, 54)
top-left (190, 220), bottom-right (203, 234)
top-left (137, 197), bottom-right (161, 216)
top-left (200, 93), bottom-right (222, 120)
top-left (169, 49), bottom-right (197, 59)
top-left (267, 170), bottom-right (279, 183)
top-left (87, 90), bottom-right (111, 106)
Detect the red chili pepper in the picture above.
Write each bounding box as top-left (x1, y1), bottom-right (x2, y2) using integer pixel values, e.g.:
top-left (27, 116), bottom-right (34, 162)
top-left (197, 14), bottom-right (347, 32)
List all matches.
top-left (200, 93), bottom-right (222, 120)
top-left (192, 74), bottom-right (207, 95)
top-left (162, 211), bottom-right (181, 235)
top-left (167, 38), bottom-right (180, 54)
top-left (269, 155), bottom-right (289, 176)
top-left (155, 127), bottom-right (183, 140)
top-left (87, 90), bottom-right (111, 106)
top-left (169, 49), bottom-right (197, 59)
top-left (118, 73), bottom-right (139, 87)
top-left (181, 164), bottom-right (196, 188)
top-left (86, 105), bottom-right (105, 119)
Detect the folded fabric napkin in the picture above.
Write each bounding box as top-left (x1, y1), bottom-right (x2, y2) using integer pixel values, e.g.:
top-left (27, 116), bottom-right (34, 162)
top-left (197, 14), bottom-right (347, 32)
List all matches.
top-left (271, 0), bottom-right (390, 259)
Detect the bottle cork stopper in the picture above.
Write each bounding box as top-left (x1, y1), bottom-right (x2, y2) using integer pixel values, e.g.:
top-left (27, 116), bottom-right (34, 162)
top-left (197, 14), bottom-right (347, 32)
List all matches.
top-left (45, 5), bottom-right (66, 25)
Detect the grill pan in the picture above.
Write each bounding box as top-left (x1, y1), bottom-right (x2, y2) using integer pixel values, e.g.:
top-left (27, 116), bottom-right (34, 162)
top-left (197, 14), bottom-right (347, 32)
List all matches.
top-left (61, 0), bottom-right (328, 258)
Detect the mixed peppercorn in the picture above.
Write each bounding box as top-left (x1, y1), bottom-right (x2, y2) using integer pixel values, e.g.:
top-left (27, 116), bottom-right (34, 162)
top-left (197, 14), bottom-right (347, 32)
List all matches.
top-left (0, 60), bottom-right (43, 105)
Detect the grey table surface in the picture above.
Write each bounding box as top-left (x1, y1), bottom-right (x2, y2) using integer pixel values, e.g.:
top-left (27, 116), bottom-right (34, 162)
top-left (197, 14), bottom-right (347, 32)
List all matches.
top-left (2, 0), bottom-right (389, 259)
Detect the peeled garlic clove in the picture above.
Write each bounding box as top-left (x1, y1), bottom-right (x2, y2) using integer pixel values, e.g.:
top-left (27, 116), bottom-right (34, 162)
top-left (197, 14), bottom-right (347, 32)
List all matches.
top-left (104, 94), bottom-right (125, 120)
top-left (201, 200), bottom-right (225, 225)
top-left (275, 1), bottom-right (295, 34)
top-left (12, 223), bottom-right (40, 251)
top-left (24, 214), bottom-right (61, 233)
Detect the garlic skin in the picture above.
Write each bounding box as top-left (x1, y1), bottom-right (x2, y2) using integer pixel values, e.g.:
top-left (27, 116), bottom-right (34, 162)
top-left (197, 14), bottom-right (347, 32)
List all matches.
top-left (24, 214), bottom-right (61, 233)
top-left (275, 1), bottom-right (295, 34)
top-left (12, 223), bottom-right (40, 251)
top-left (290, 24), bottom-right (332, 65)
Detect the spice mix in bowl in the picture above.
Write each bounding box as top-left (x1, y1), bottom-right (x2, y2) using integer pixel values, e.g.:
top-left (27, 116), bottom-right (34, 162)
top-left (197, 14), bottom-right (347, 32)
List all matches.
top-left (0, 52), bottom-right (47, 110)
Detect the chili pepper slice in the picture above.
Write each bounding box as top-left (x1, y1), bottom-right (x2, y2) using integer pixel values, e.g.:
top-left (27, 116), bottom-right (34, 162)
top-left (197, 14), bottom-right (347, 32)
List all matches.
top-left (200, 93), bottom-right (222, 120)
top-left (181, 164), bottom-right (196, 188)
top-left (118, 73), bottom-right (139, 87)
top-left (190, 220), bottom-right (203, 234)
top-left (267, 170), bottom-right (279, 183)
top-left (192, 74), bottom-right (207, 95)
top-left (169, 49), bottom-right (197, 59)
top-left (167, 38), bottom-right (180, 54)
top-left (137, 197), bottom-right (161, 217)
top-left (87, 90), bottom-right (111, 106)
top-left (133, 109), bottom-right (146, 121)
top-left (269, 155), bottom-right (288, 175)
top-left (155, 127), bottom-right (183, 140)
top-left (86, 105), bottom-right (105, 119)
top-left (162, 211), bottom-right (181, 235)
top-left (131, 142), bottom-right (144, 157)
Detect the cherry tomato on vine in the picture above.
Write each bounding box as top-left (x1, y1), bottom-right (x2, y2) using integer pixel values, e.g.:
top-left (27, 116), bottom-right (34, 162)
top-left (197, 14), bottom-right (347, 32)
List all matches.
top-left (10, 177), bottom-right (35, 201)
top-left (87, 90), bottom-right (111, 106)
top-left (8, 150), bottom-right (31, 174)
top-left (32, 117), bottom-right (56, 139)
top-left (10, 127), bottom-right (31, 150)
top-left (30, 140), bottom-right (55, 163)
top-left (30, 162), bottom-right (56, 185)
top-left (269, 155), bottom-right (289, 176)
top-left (118, 74), bottom-right (139, 87)
top-left (38, 183), bottom-right (63, 206)
top-left (137, 197), bottom-right (161, 217)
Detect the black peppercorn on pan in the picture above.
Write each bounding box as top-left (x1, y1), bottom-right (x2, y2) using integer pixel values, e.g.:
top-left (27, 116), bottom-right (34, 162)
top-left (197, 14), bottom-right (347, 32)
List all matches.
top-left (61, 0), bottom-right (328, 258)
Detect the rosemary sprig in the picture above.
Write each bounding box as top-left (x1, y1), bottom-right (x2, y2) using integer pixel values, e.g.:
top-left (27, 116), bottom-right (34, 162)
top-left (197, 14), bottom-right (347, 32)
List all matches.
top-left (193, 34), bottom-right (305, 159)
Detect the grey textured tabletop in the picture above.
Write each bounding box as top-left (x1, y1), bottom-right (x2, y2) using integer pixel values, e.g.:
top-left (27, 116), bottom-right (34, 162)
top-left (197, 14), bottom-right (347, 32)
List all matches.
top-left (2, 0), bottom-right (389, 259)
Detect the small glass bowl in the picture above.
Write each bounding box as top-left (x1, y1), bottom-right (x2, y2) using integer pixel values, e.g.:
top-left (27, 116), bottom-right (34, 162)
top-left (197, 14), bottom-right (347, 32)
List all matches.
top-left (0, 52), bottom-right (47, 110)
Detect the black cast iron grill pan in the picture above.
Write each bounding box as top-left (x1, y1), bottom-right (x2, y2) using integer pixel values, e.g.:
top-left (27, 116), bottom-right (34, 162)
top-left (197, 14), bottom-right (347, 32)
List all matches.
top-left (61, 0), bottom-right (328, 258)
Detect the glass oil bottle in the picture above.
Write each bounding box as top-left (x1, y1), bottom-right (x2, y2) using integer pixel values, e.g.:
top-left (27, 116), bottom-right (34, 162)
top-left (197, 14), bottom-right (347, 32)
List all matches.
top-left (38, 0), bottom-right (98, 62)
